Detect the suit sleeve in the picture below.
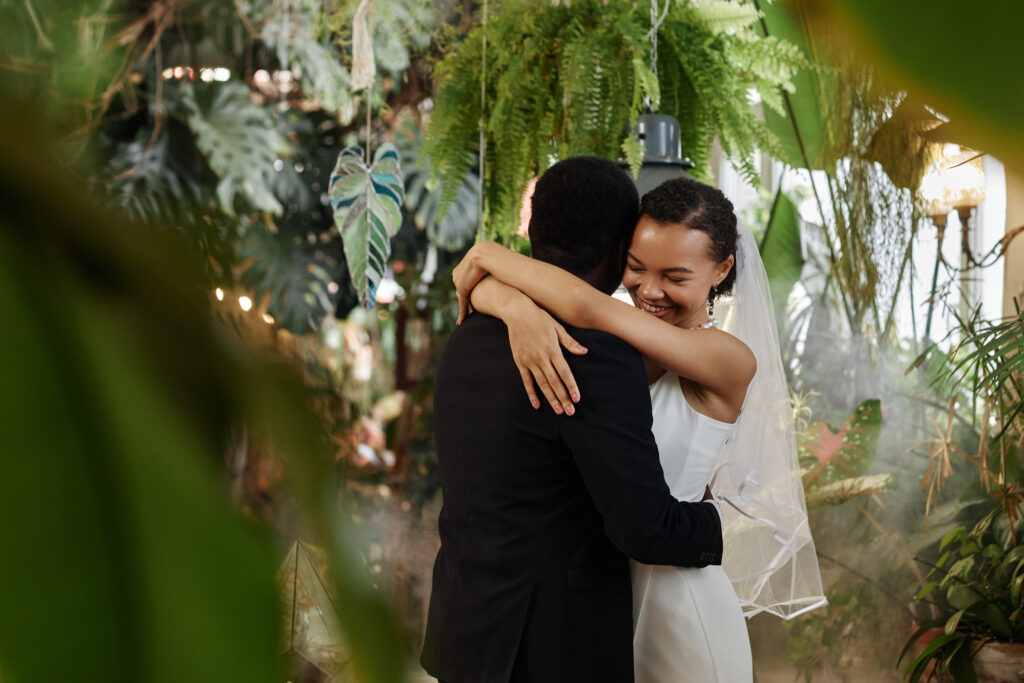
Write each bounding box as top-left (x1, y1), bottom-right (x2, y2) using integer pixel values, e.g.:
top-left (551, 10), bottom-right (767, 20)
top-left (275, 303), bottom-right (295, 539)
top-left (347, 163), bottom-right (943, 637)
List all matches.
top-left (560, 330), bottom-right (723, 567)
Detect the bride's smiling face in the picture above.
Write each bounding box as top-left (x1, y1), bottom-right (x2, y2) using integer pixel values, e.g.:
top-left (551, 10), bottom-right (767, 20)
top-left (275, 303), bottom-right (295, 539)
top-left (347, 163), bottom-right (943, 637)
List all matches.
top-left (623, 216), bottom-right (735, 329)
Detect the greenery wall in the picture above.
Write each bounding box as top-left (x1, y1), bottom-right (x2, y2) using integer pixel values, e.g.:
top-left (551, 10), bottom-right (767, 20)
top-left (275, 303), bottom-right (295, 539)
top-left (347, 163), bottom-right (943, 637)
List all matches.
top-left (3, 0), bottom-right (1024, 681)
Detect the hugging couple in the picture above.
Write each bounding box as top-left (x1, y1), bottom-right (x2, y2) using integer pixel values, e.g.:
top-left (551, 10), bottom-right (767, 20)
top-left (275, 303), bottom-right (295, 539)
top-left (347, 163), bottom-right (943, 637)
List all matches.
top-left (421, 157), bottom-right (826, 683)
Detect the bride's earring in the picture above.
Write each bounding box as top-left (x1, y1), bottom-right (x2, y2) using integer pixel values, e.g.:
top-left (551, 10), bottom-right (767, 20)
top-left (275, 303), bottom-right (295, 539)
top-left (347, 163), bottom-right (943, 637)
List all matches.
top-left (707, 285), bottom-right (717, 317)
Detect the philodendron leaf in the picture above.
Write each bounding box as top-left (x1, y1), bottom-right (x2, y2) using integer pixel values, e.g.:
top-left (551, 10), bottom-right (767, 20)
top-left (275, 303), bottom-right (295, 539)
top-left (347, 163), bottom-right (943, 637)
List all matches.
top-left (330, 144), bottom-right (404, 307)
top-left (180, 82), bottom-right (289, 216)
top-left (800, 399), bottom-right (883, 488)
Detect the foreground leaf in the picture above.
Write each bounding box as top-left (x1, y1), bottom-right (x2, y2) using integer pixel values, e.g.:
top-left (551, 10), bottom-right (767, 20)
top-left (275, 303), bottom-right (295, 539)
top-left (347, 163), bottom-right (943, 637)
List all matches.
top-left (0, 122), bottom-right (280, 683)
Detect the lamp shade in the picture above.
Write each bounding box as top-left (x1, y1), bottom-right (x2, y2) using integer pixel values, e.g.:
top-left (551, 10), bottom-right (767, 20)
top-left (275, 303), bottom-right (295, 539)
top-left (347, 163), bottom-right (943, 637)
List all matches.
top-left (918, 144), bottom-right (986, 216)
top-left (627, 114), bottom-right (695, 196)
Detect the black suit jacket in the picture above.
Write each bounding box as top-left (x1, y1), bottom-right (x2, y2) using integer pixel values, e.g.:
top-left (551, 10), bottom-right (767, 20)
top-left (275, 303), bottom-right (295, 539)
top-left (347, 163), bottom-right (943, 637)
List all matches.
top-left (421, 314), bottom-right (723, 683)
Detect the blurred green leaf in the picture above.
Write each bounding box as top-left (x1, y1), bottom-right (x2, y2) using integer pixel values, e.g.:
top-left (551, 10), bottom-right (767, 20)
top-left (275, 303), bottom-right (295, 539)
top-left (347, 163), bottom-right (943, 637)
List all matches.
top-left (0, 125), bottom-right (280, 683)
top-left (760, 188), bottom-right (804, 317)
top-left (0, 112), bottom-right (405, 682)
top-left (239, 224), bottom-right (338, 334)
top-left (396, 122), bottom-right (479, 251)
top-left (758, 0), bottom-right (840, 170)
top-left (812, 0), bottom-right (1024, 169)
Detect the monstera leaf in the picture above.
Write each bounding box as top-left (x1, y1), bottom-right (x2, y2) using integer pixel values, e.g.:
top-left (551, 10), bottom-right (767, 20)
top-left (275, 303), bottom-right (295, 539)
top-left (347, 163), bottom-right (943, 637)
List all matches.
top-left (330, 144), bottom-right (404, 307)
top-left (179, 82), bottom-right (289, 216)
top-left (239, 225), bottom-right (338, 334)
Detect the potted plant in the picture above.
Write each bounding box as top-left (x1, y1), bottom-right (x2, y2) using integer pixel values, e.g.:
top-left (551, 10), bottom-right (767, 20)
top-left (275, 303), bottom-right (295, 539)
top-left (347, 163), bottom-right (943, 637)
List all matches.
top-left (903, 514), bottom-right (1024, 682)
top-left (902, 310), bottom-right (1024, 682)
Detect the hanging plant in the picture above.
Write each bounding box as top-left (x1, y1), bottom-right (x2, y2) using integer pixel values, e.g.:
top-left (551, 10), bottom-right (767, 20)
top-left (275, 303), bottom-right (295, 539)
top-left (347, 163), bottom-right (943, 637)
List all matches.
top-left (329, 144), bottom-right (404, 307)
top-left (422, 0), bottom-right (804, 242)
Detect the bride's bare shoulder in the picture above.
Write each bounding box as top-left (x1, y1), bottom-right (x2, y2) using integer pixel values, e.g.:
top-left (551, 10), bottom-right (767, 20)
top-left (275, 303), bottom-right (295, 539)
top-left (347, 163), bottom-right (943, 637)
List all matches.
top-left (707, 328), bottom-right (756, 386)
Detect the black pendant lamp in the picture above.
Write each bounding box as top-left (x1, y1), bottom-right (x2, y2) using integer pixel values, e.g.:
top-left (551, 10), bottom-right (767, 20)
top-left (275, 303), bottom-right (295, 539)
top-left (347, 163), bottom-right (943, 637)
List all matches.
top-left (629, 114), bottom-right (695, 197)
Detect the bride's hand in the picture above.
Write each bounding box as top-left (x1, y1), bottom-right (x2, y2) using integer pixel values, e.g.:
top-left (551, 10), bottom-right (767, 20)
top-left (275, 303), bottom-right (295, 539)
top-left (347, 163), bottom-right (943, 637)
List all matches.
top-left (453, 242), bottom-right (497, 325)
top-left (505, 297), bottom-right (587, 415)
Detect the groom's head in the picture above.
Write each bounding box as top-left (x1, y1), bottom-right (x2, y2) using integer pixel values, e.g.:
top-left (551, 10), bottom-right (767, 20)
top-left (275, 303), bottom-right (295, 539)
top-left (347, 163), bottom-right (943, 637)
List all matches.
top-left (528, 157), bottom-right (639, 294)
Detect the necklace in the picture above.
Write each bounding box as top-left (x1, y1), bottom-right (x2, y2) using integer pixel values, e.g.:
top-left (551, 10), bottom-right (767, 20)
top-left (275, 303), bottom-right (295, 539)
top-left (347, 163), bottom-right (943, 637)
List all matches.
top-left (689, 319), bottom-right (718, 330)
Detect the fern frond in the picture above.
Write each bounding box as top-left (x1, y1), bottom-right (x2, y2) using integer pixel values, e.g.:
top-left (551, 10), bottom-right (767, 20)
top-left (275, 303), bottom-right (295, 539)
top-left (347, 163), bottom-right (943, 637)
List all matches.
top-left (688, 0), bottom-right (760, 35)
top-left (422, 0), bottom-right (804, 240)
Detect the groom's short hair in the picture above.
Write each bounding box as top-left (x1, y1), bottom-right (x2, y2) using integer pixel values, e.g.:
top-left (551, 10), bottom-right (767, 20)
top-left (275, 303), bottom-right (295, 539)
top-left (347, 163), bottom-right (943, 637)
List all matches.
top-left (528, 156), bottom-right (639, 281)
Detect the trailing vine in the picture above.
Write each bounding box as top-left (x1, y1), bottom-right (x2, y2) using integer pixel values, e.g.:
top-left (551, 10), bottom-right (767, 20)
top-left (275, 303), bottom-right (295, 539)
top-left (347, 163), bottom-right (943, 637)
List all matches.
top-left (423, 0), bottom-right (805, 242)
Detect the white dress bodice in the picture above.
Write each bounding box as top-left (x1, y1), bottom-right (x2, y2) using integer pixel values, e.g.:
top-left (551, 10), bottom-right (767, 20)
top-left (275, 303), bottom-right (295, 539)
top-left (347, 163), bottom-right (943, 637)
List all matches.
top-left (632, 370), bottom-right (753, 683)
top-left (649, 370), bottom-right (735, 502)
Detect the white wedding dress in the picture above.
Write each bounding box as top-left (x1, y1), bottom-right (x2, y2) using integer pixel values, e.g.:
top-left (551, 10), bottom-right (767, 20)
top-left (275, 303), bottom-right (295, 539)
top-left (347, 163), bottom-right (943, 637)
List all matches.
top-left (631, 370), bottom-right (753, 683)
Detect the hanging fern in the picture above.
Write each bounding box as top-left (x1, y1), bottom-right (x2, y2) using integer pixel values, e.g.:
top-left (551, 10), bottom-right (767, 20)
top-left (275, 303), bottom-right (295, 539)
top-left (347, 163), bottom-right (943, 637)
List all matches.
top-left (422, 0), bottom-right (805, 243)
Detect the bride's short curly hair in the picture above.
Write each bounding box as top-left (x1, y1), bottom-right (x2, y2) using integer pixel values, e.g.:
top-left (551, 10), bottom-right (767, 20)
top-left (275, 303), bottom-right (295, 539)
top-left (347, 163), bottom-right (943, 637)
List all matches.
top-left (639, 177), bottom-right (738, 304)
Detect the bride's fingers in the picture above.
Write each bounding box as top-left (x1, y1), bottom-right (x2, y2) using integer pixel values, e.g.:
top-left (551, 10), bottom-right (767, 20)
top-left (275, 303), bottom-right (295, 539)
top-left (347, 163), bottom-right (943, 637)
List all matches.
top-left (540, 361), bottom-right (575, 416)
top-left (550, 354), bottom-right (580, 404)
top-left (518, 367), bottom-right (541, 410)
top-left (531, 368), bottom-right (564, 415)
top-left (456, 289), bottom-right (469, 325)
top-left (556, 327), bottom-right (588, 356)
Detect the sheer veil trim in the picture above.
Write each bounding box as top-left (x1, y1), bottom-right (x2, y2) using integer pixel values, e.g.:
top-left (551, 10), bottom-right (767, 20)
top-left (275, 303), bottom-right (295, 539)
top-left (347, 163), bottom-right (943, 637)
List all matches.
top-left (712, 222), bottom-right (827, 620)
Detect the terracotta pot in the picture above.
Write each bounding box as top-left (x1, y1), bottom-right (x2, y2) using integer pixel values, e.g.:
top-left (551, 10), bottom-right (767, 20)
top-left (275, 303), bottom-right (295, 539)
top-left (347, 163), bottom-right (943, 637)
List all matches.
top-left (973, 641), bottom-right (1024, 683)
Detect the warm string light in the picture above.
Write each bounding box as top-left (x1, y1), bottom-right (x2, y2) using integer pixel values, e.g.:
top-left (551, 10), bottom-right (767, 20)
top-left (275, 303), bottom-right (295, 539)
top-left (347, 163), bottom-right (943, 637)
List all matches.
top-left (161, 66), bottom-right (231, 82)
top-left (212, 288), bottom-right (276, 325)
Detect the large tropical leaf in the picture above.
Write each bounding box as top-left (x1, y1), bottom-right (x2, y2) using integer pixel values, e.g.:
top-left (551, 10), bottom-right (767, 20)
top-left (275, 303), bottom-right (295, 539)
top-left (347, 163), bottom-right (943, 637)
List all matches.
top-left (179, 81), bottom-right (289, 216)
top-left (757, 0), bottom-right (840, 170)
top-left (798, 401), bottom-right (888, 491)
top-left (248, 0), bottom-right (433, 123)
top-left (811, 0), bottom-right (1024, 170)
top-left (330, 144), bottom-right (404, 306)
top-left (101, 132), bottom-right (204, 223)
top-left (260, 0), bottom-right (357, 121)
top-left (239, 224), bottom-right (339, 334)
top-left (759, 188), bottom-right (804, 318)
top-left (0, 112), bottom-right (406, 683)
top-left (0, 120), bottom-right (283, 683)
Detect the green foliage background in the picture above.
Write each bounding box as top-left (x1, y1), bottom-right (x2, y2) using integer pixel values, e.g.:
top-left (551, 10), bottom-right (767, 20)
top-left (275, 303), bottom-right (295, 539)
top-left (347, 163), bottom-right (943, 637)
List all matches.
top-left (423, 0), bottom-right (804, 241)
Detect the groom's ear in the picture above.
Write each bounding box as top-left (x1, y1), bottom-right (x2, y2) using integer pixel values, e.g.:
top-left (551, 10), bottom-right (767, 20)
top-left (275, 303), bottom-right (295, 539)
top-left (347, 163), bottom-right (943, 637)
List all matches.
top-left (613, 237), bottom-right (631, 277)
top-left (592, 237), bottom-right (630, 294)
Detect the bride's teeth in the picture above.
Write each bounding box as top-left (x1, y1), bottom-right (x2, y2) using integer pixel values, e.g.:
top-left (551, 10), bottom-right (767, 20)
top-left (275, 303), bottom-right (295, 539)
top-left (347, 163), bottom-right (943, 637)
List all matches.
top-left (641, 301), bottom-right (669, 313)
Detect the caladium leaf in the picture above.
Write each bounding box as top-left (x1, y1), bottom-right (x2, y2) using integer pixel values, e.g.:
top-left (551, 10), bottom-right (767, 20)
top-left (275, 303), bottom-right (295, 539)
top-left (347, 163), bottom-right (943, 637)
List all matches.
top-left (329, 144), bottom-right (404, 307)
top-left (800, 399), bottom-right (883, 488)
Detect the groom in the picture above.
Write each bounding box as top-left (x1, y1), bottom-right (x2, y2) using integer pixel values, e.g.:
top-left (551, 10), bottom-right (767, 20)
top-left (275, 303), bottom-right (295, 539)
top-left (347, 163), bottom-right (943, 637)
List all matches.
top-left (421, 157), bottom-right (723, 683)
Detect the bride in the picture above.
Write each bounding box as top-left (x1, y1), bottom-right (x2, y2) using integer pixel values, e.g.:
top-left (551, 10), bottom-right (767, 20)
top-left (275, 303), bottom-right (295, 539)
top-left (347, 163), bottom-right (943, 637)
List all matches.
top-left (453, 176), bottom-right (826, 681)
